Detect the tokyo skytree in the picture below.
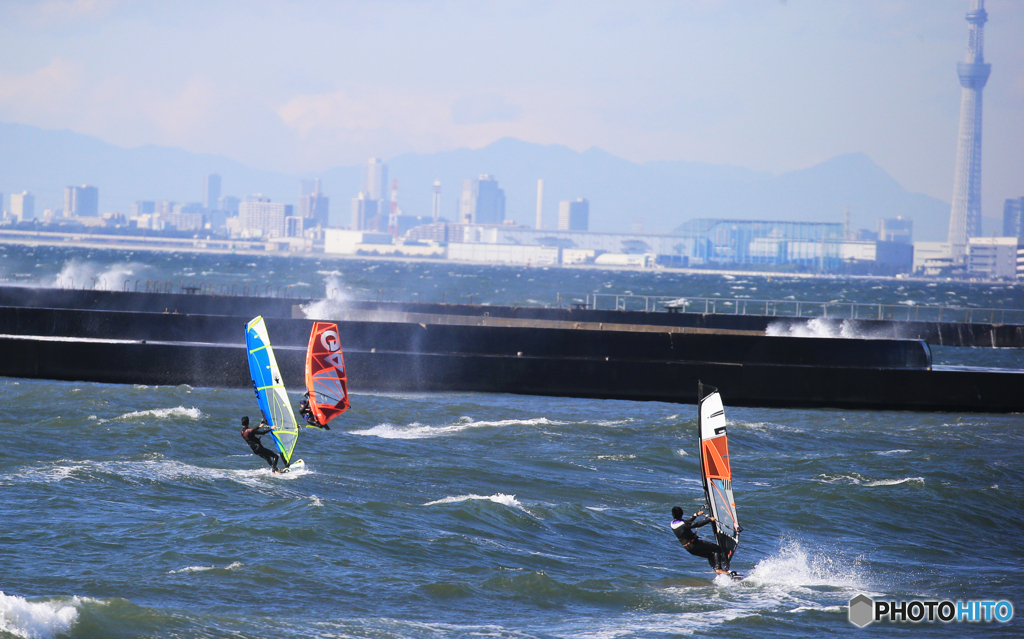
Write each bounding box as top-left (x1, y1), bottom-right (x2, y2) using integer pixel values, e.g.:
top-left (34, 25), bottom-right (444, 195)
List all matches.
top-left (947, 0), bottom-right (991, 246)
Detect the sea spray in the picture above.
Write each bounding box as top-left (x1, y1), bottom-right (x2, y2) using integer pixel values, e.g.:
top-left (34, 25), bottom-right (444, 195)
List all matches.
top-left (52, 259), bottom-right (145, 291)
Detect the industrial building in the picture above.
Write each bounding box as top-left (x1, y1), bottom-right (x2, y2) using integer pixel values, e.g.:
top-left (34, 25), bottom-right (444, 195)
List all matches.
top-left (967, 236), bottom-right (1019, 279)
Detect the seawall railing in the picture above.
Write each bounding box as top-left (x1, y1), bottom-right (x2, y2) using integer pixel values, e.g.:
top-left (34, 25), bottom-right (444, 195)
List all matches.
top-left (576, 293), bottom-right (1024, 326)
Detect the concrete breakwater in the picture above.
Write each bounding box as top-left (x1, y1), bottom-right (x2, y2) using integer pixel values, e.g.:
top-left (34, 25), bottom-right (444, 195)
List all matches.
top-left (0, 287), bottom-right (1022, 411)
top-left (1, 286), bottom-right (1021, 347)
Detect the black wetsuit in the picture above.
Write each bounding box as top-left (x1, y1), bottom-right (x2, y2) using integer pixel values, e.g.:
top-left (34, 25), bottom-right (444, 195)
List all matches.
top-left (299, 398), bottom-right (328, 430)
top-left (671, 513), bottom-right (725, 570)
top-left (241, 425), bottom-right (280, 471)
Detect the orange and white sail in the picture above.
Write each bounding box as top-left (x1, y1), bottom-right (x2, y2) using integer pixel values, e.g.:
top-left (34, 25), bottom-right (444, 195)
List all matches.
top-left (305, 322), bottom-right (350, 426)
top-left (698, 382), bottom-right (740, 564)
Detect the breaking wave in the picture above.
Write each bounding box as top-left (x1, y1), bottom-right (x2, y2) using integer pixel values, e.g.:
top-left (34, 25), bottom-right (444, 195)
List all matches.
top-left (0, 591), bottom-right (80, 639)
top-left (423, 493), bottom-right (524, 510)
top-left (113, 407), bottom-right (203, 421)
top-left (350, 417), bottom-right (563, 440)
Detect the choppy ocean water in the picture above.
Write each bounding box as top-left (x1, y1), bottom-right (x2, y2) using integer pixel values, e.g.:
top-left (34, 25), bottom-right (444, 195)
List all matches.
top-left (2, 381), bottom-right (1022, 638)
top-left (5, 243), bottom-right (1024, 313)
top-left (1, 243), bottom-right (1023, 637)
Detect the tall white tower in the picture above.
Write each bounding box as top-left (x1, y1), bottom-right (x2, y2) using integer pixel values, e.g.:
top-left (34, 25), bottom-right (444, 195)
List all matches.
top-left (535, 179), bottom-right (544, 230)
top-left (432, 180), bottom-right (441, 222)
top-left (947, 0), bottom-right (991, 247)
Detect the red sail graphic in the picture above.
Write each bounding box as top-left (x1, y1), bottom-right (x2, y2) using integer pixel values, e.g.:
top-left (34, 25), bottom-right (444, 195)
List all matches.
top-left (305, 322), bottom-right (350, 425)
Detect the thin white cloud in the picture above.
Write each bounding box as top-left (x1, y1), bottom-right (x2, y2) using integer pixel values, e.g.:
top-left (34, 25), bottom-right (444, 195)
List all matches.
top-left (3, 0), bottom-right (126, 26)
top-left (0, 0), bottom-right (1020, 214)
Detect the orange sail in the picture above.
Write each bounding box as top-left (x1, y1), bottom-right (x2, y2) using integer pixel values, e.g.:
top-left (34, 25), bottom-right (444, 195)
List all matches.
top-left (304, 322), bottom-right (350, 426)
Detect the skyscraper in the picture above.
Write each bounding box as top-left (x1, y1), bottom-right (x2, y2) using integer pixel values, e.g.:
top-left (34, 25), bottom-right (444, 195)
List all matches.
top-left (459, 175), bottom-right (505, 225)
top-left (558, 198), bottom-right (589, 231)
top-left (11, 192), bottom-right (34, 221)
top-left (362, 159), bottom-right (388, 201)
top-left (1003, 197), bottom-right (1024, 239)
top-left (64, 185), bottom-right (98, 217)
top-left (432, 180), bottom-right (441, 222)
top-left (298, 179), bottom-right (329, 228)
top-left (203, 174), bottom-right (222, 210)
top-left (535, 179), bottom-right (544, 230)
top-left (351, 193), bottom-right (380, 231)
top-left (351, 159), bottom-right (388, 230)
top-left (300, 179), bottom-right (321, 198)
top-left (238, 198), bottom-right (292, 238)
top-left (947, 0), bottom-right (991, 247)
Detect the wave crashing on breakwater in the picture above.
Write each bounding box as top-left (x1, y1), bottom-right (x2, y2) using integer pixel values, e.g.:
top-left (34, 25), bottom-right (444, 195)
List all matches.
top-left (765, 317), bottom-right (916, 340)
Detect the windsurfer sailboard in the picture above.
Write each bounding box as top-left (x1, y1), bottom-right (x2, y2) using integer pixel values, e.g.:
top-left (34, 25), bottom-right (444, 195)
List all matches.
top-left (245, 316), bottom-right (303, 473)
top-left (671, 382), bottom-right (743, 579)
top-left (299, 322), bottom-right (350, 430)
top-left (697, 382), bottom-right (742, 578)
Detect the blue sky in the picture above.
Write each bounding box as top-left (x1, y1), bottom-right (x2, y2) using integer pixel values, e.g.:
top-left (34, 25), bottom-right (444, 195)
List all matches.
top-left (1, 0), bottom-right (1021, 221)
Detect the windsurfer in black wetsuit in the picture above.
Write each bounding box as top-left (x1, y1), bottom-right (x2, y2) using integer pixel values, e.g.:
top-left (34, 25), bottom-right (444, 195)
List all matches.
top-left (298, 394), bottom-right (327, 430)
top-left (670, 506), bottom-right (730, 574)
top-left (240, 416), bottom-right (281, 472)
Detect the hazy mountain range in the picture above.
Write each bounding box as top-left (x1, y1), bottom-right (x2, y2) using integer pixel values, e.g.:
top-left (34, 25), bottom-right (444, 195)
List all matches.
top-left (0, 121), bottom-right (954, 241)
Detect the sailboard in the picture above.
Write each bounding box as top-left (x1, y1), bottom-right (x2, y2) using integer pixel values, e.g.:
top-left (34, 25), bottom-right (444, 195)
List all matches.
top-left (279, 459), bottom-right (305, 474)
top-left (697, 382), bottom-right (741, 572)
top-left (245, 316), bottom-right (300, 467)
top-left (304, 321), bottom-right (350, 427)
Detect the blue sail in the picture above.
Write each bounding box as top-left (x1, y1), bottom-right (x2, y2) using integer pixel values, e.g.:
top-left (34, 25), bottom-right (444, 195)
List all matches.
top-left (245, 316), bottom-right (299, 465)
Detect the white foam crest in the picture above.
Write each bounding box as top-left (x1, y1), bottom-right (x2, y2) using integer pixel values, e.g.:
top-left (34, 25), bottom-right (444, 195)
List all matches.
top-left (873, 449), bottom-right (911, 456)
top-left (0, 591), bottom-right (79, 639)
top-left (815, 473), bottom-right (865, 485)
top-left (816, 473), bottom-right (923, 487)
top-left (15, 458), bottom-right (294, 491)
top-left (113, 407), bottom-right (203, 421)
top-left (734, 421), bottom-right (803, 434)
top-left (350, 416), bottom-right (561, 440)
top-left (590, 418), bottom-right (635, 427)
top-left (167, 561), bottom-right (243, 574)
top-left (864, 477), bottom-right (924, 487)
top-left (16, 461), bottom-right (88, 484)
top-left (423, 493), bottom-right (523, 510)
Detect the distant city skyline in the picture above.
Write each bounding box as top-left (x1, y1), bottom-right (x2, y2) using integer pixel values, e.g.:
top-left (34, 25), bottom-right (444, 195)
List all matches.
top-left (0, 1), bottom-right (1020, 227)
